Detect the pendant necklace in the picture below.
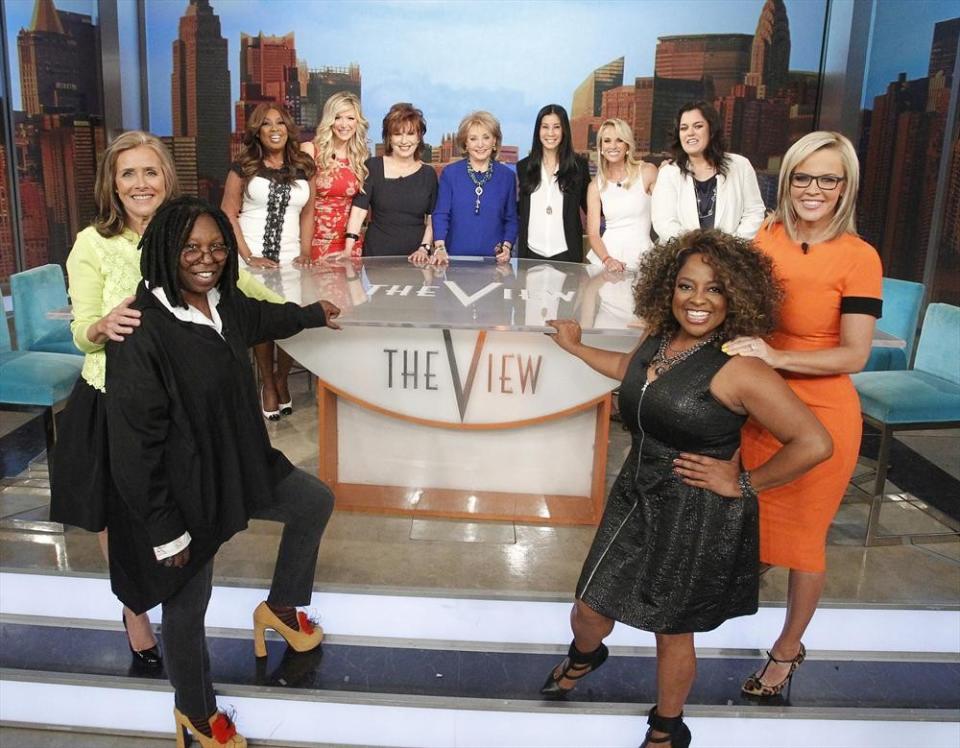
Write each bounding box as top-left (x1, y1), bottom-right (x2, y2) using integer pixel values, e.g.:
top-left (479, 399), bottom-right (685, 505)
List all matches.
top-left (650, 331), bottom-right (720, 376)
top-left (467, 161), bottom-right (494, 214)
top-left (543, 161), bottom-right (559, 215)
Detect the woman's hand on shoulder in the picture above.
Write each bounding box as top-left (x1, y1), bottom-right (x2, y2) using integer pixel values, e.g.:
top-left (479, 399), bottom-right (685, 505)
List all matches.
top-left (89, 295), bottom-right (140, 344)
top-left (673, 448), bottom-right (742, 498)
top-left (723, 335), bottom-right (782, 369)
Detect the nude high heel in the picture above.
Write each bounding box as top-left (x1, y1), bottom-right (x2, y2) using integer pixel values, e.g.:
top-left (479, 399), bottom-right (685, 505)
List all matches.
top-left (173, 707), bottom-right (246, 747)
top-left (252, 601), bottom-right (323, 658)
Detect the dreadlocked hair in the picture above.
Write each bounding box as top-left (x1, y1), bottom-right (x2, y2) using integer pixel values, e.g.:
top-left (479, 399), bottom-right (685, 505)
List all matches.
top-left (139, 196), bottom-right (240, 309)
top-left (634, 229), bottom-right (784, 342)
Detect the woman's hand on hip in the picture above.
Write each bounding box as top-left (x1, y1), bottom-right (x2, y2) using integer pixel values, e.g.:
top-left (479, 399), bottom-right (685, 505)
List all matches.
top-left (90, 295), bottom-right (140, 344)
top-left (723, 336), bottom-right (780, 368)
top-left (674, 448), bottom-right (742, 498)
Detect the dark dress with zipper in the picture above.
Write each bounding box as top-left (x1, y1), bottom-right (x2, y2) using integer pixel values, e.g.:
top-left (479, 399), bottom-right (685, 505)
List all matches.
top-left (576, 336), bottom-right (759, 634)
top-left (103, 282), bottom-right (327, 614)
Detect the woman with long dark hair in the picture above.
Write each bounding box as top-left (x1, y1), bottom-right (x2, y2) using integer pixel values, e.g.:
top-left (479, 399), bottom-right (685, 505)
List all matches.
top-left (517, 104), bottom-right (590, 263)
top-left (652, 101), bottom-right (765, 241)
top-left (222, 102), bottom-right (317, 419)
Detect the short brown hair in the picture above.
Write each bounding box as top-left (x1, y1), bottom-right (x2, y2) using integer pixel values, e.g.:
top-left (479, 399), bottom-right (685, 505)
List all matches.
top-left (456, 111), bottom-right (502, 154)
top-left (382, 103), bottom-right (427, 158)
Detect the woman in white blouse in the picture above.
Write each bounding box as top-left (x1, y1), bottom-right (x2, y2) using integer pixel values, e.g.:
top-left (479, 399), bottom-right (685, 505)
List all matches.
top-left (652, 101), bottom-right (765, 241)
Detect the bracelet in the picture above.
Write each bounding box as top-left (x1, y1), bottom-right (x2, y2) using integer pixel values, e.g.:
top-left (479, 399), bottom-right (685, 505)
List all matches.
top-left (434, 245), bottom-right (447, 253)
top-left (241, 255), bottom-right (252, 266)
top-left (344, 232), bottom-right (360, 241)
top-left (419, 243), bottom-right (432, 252)
top-left (738, 471), bottom-right (759, 500)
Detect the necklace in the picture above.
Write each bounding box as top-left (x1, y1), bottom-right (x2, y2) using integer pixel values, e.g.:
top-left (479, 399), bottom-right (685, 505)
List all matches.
top-left (650, 331), bottom-right (720, 376)
top-left (543, 165), bottom-right (558, 215)
top-left (694, 176), bottom-right (717, 219)
top-left (467, 161), bottom-right (494, 214)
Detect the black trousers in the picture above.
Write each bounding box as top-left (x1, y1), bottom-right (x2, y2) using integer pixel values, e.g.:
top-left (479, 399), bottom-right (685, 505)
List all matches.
top-left (162, 468), bottom-right (334, 716)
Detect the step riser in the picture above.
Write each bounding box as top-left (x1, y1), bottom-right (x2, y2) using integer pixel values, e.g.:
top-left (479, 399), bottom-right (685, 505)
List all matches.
top-left (2, 680), bottom-right (959, 748)
top-left (2, 572), bottom-right (958, 654)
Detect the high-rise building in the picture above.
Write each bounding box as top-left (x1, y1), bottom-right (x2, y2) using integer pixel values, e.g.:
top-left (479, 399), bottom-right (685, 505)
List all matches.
top-left (0, 145), bottom-right (14, 279)
top-left (716, 84), bottom-right (789, 170)
top-left (655, 34), bottom-right (752, 99)
top-left (304, 64), bottom-right (361, 127)
top-left (57, 9), bottom-right (101, 115)
top-left (161, 136), bottom-right (199, 197)
top-left (570, 57), bottom-right (624, 153)
top-left (235, 32), bottom-right (300, 133)
top-left (172, 0), bottom-right (231, 202)
top-left (928, 17), bottom-right (960, 80)
top-left (649, 76), bottom-right (709, 154)
top-left (745, 0), bottom-right (791, 97)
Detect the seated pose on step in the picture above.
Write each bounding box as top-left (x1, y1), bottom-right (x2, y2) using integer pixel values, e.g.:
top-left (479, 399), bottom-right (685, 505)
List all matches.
top-left (542, 229), bottom-right (832, 748)
top-left (103, 197), bottom-right (339, 747)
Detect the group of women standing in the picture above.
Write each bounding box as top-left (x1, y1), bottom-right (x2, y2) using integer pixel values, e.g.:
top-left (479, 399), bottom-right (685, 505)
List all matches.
top-left (46, 87), bottom-right (883, 747)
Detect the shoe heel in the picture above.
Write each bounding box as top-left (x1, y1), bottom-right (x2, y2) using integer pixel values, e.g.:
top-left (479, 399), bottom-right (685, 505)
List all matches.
top-left (253, 621), bottom-right (268, 658)
top-left (173, 709), bottom-right (188, 748)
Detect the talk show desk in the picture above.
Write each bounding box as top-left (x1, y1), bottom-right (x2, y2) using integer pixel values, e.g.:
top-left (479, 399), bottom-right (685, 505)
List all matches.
top-left (253, 256), bottom-right (643, 526)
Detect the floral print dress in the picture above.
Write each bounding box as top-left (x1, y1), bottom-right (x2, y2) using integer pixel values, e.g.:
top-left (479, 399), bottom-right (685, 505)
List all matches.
top-left (311, 158), bottom-right (362, 259)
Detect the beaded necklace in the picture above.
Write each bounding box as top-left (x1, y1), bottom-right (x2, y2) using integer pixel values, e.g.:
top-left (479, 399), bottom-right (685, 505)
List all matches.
top-left (650, 331), bottom-right (721, 376)
top-left (467, 161), bottom-right (494, 214)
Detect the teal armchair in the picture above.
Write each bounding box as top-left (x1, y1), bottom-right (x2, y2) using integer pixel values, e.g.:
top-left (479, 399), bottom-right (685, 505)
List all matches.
top-left (10, 264), bottom-right (81, 355)
top-left (862, 277), bottom-right (925, 372)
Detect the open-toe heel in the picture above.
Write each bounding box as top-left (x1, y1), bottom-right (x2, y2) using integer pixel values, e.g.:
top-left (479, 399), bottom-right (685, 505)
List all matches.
top-left (173, 707), bottom-right (246, 747)
top-left (539, 640), bottom-right (609, 698)
top-left (741, 642), bottom-right (806, 698)
top-left (639, 705), bottom-right (691, 748)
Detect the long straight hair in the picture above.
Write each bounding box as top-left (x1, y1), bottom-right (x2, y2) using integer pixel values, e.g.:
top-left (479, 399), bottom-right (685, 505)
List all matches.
top-left (520, 104), bottom-right (581, 195)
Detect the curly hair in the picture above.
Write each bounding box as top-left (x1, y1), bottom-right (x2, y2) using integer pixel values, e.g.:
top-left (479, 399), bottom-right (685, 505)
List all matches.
top-left (634, 229), bottom-right (783, 341)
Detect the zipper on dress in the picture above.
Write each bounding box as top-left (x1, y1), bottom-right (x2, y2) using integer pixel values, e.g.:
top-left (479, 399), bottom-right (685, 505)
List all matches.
top-left (580, 379), bottom-right (649, 597)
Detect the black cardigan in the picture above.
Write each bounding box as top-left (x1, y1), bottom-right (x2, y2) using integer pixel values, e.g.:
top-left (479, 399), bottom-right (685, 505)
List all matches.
top-left (516, 155), bottom-right (590, 263)
top-left (104, 283), bottom-right (327, 613)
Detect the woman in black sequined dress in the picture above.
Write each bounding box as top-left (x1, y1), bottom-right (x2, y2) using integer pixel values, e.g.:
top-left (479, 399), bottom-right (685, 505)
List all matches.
top-left (543, 230), bottom-right (832, 748)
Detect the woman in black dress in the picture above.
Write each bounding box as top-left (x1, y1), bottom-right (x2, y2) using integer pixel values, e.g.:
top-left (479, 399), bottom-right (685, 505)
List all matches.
top-left (516, 104), bottom-right (590, 263)
top-left (104, 197), bottom-right (340, 747)
top-left (544, 230), bottom-right (832, 748)
top-left (342, 102), bottom-right (438, 261)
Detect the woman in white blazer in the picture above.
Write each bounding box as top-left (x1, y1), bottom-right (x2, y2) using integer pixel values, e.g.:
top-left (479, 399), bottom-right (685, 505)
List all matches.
top-left (652, 101), bottom-right (766, 241)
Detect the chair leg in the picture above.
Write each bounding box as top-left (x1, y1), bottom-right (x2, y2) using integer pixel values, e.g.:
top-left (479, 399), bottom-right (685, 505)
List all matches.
top-left (864, 424), bottom-right (894, 546)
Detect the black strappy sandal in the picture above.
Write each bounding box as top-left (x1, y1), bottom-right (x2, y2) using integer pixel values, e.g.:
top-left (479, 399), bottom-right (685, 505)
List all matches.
top-left (539, 640), bottom-right (609, 698)
top-left (639, 705), bottom-right (692, 748)
top-left (741, 642), bottom-right (806, 698)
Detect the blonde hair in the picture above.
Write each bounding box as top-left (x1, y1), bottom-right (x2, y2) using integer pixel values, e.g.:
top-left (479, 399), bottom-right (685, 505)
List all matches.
top-left (312, 91), bottom-right (369, 189)
top-left (765, 130), bottom-right (860, 243)
top-left (456, 111), bottom-right (502, 155)
top-left (93, 131), bottom-right (180, 238)
top-left (596, 118), bottom-right (643, 191)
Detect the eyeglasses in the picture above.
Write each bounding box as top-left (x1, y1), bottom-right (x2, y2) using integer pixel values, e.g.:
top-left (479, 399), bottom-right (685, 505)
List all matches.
top-left (790, 173), bottom-right (846, 190)
top-left (181, 243), bottom-right (229, 263)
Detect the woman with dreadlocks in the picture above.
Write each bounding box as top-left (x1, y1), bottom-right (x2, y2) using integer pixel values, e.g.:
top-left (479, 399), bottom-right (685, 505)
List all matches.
top-left (103, 196), bottom-right (339, 747)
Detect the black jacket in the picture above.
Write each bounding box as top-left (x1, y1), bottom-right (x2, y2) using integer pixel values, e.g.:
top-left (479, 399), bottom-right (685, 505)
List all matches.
top-left (104, 283), bottom-right (326, 613)
top-left (516, 155), bottom-right (590, 263)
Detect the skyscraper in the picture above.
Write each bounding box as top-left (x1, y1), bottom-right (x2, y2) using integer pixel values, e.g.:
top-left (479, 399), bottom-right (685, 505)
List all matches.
top-left (172, 0), bottom-right (231, 201)
top-left (570, 57), bottom-right (624, 152)
top-left (745, 0), bottom-right (791, 97)
top-left (654, 34), bottom-right (752, 99)
top-left (304, 64), bottom-right (361, 129)
top-left (235, 32), bottom-right (300, 132)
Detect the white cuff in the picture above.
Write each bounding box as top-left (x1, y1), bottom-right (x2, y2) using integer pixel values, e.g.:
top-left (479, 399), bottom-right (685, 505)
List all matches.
top-left (154, 531), bottom-right (191, 561)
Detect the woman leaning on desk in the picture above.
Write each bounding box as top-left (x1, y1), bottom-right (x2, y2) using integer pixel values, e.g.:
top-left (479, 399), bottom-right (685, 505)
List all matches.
top-left (516, 104), bottom-right (590, 263)
top-left (431, 110), bottom-right (518, 264)
top-left (726, 131), bottom-right (882, 699)
top-left (48, 130), bottom-right (280, 672)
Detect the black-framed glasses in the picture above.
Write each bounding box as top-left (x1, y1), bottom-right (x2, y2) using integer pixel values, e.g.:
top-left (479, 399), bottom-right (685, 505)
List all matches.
top-left (181, 243), bottom-right (229, 263)
top-left (790, 173), bottom-right (846, 190)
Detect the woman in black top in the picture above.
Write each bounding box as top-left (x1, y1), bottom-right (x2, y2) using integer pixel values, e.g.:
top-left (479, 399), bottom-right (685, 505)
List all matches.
top-left (343, 103), bottom-right (438, 260)
top-left (105, 197), bottom-right (340, 747)
top-left (517, 104), bottom-right (590, 263)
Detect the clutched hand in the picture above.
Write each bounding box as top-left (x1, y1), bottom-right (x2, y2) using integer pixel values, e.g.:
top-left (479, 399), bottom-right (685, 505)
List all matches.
top-left (320, 300), bottom-right (342, 330)
top-left (673, 448), bottom-right (742, 498)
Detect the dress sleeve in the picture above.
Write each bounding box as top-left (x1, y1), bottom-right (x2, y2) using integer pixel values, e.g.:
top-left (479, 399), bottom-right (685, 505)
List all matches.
top-left (840, 240), bottom-right (883, 317)
top-left (232, 296), bottom-right (327, 347)
top-left (66, 229), bottom-right (107, 354)
top-left (352, 157), bottom-right (376, 211)
top-left (432, 168), bottom-right (453, 242)
top-left (104, 327), bottom-right (186, 547)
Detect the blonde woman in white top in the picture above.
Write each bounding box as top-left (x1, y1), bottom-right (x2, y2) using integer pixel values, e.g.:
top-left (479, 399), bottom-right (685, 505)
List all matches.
top-left (586, 119), bottom-right (658, 273)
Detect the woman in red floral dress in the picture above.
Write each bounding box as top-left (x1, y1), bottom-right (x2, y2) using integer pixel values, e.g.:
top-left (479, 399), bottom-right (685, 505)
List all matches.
top-left (301, 92), bottom-right (370, 260)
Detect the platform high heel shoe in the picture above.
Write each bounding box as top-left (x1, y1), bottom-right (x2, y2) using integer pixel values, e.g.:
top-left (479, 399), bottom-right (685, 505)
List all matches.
top-left (122, 612), bottom-right (162, 669)
top-left (639, 706), bottom-right (692, 748)
top-left (540, 640), bottom-right (609, 698)
top-left (174, 708), bottom-right (246, 747)
top-left (252, 601), bottom-right (324, 658)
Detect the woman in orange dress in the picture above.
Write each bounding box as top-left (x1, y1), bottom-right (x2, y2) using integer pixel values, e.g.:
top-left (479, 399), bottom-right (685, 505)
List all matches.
top-left (301, 91), bottom-right (369, 260)
top-left (724, 131), bottom-right (882, 697)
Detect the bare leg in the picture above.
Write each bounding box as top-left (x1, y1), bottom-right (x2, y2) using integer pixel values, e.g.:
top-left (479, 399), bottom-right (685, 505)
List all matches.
top-left (275, 348), bottom-right (294, 406)
top-left (755, 569), bottom-right (825, 686)
top-left (552, 598), bottom-right (615, 689)
top-left (647, 633), bottom-right (696, 746)
top-left (254, 341), bottom-right (278, 413)
top-left (97, 529), bottom-right (157, 651)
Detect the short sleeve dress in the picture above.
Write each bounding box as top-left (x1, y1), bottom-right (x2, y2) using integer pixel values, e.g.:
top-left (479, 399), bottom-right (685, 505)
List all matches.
top-left (311, 157), bottom-right (362, 259)
top-left (576, 336), bottom-right (758, 634)
top-left (741, 223), bottom-right (883, 573)
top-left (352, 157), bottom-right (437, 256)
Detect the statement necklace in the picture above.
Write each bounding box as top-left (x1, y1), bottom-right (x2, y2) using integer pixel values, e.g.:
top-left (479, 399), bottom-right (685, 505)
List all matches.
top-left (467, 161), bottom-right (494, 214)
top-left (651, 331), bottom-right (720, 376)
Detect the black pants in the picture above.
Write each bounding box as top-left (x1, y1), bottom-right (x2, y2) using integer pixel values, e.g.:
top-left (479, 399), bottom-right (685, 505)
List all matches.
top-left (162, 468), bottom-right (334, 716)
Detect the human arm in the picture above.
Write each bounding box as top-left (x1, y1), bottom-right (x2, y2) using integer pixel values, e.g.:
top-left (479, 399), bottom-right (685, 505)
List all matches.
top-left (431, 167), bottom-right (453, 264)
top-left (641, 162), bottom-right (658, 195)
top-left (546, 318), bottom-right (639, 381)
top-left (496, 168), bottom-right (519, 261)
top-left (221, 170), bottom-right (275, 268)
top-left (650, 164), bottom-right (685, 242)
top-left (233, 295), bottom-right (339, 347)
top-left (586, 180), bottom-right (625, 272)
top-left (343, 205), bottom-right (368, 257)
top-left (731, 156), bottom-right (766, 240)
top-left (673, 356), bottom-right (833, 497)
top-left (294, 178), bottom-right (317, 267)
top-left (410, 215), bottom-right (434, 265)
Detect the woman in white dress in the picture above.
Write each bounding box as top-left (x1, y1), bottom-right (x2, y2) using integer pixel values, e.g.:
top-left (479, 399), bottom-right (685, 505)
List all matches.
top-left (222, 103), bottom-right (317, 419)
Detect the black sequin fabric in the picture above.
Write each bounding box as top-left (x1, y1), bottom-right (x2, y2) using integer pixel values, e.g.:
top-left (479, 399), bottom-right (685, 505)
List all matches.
top-left (261, 179), bottom-right (292, 263)
top-left (576, 336), bottom-right (758, 634)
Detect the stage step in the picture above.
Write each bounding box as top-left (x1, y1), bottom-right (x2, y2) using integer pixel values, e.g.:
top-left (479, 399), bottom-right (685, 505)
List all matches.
top-left (0, 572), bottom-right (958, 747)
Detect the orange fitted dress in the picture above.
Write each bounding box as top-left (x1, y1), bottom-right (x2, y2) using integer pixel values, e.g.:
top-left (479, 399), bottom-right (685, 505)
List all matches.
top-left (741, 223), bottom-right (882, 572)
